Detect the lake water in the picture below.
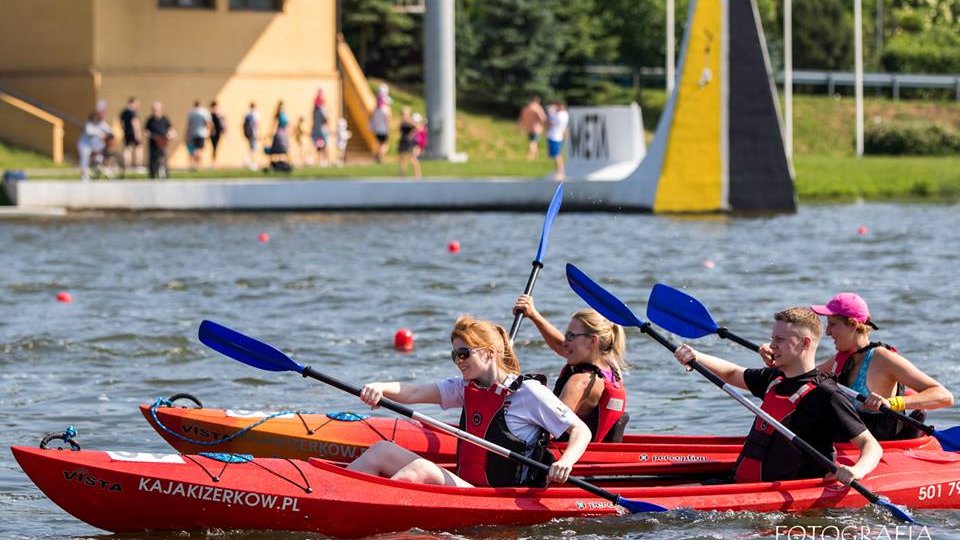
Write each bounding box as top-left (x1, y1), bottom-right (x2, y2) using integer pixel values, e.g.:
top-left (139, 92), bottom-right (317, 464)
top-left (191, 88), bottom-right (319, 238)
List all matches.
top-left (2, 203), bottom-right (959, 539)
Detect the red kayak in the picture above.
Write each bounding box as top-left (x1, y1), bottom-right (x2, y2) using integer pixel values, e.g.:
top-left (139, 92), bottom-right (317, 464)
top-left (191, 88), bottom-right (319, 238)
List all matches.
top-left (140, 402), bottom-right (944, 474)
top-left (13, 444), bottom-right (960, 537)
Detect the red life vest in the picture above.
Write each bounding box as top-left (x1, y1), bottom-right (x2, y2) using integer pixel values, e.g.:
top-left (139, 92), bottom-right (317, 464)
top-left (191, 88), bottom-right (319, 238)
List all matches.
top-left (734, 376), bottom-right (817, 483)
top-left (553, 364), bottom-right (627, 442)
top-left (456, 374), bottom-right (552, 487)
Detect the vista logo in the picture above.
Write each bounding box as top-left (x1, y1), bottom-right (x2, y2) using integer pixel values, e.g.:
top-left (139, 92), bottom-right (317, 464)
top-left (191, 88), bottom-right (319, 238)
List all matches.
top-left (63, 468), bottom-right (122, 492)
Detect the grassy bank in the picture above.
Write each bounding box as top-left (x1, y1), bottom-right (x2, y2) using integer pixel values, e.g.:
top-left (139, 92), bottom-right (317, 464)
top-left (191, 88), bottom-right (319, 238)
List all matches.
top-left (2, 86), bottom-right (959, 202)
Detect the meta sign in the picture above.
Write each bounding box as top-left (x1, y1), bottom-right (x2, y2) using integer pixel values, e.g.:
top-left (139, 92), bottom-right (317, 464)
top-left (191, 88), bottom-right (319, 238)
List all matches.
top-left (565, 103), bottom-right (646, 181)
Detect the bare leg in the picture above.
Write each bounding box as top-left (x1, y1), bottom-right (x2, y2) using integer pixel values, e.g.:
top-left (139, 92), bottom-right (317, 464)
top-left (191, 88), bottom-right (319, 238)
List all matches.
top-left (346, 441), bottom-right (472, 487)
top-left (527, 140), bottom-right (538, 161)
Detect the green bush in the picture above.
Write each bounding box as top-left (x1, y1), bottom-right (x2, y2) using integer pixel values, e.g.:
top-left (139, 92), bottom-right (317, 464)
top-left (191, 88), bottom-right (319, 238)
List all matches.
top-left (864, 121), bottom-right (960, 156)
top-left (882, 28), bottom-right (960, 73)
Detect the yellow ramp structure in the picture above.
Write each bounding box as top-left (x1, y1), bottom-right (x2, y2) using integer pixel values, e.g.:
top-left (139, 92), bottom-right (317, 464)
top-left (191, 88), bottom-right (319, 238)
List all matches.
top-left (337, 36), bottom-right (379, 155)
top-left (629, 0), bottom-right (796, 213)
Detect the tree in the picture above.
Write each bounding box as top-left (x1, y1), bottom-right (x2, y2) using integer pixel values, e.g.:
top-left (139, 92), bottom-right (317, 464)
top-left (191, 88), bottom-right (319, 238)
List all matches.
top-left (341, 0), bottom-right (422, 82)
top-left (459, 0), bottom-right (566, 110)
top-left (792, 0), bottom-right (853, 69)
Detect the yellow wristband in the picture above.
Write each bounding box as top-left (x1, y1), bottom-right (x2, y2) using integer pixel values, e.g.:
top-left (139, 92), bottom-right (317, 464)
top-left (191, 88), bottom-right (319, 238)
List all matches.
top-left (888, 396), bottom-right (906, 412)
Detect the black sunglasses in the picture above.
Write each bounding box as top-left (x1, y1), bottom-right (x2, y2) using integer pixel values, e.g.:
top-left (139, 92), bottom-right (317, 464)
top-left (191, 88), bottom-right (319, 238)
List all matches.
top-left (564, 331), bottom-right (593, 341)
top-left (450, 347), bottom-right (472, 362)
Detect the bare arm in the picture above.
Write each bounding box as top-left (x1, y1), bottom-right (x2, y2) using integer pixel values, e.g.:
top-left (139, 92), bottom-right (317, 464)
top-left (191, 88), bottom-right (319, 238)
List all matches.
top-left (833, 429), bottom-right (882, 485)
top-left (674, 344), bottom-right (748, 389)
top-left (870, 348), bottom-right (954, 410)
top-left (513, 295), bottom-right (565, 354)
top-left (358, 381), bottom-right (442, 408)
top-left (548, 416), bottom-right (590, 484)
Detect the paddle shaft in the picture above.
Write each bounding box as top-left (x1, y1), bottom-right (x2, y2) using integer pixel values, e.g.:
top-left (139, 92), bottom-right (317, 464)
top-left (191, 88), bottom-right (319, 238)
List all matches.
top-left (300, 365), bottom-right (635, 506)
top-left (639, 323), bottom-right (890, 507)
top-left (508, 261), bottom-right (543, 343)
top-left (712, 328), bottom-right (935, 436)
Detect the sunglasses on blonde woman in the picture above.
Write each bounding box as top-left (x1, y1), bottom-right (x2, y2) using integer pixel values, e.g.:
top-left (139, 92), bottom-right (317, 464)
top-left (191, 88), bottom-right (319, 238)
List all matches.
top-left (451, 347), bottom-right (472, 363)
top-left (564, 331), bottom-right (592, 341)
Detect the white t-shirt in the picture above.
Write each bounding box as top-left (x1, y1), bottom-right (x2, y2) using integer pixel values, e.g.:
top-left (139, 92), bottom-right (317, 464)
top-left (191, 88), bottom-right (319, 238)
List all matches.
top-left (369, 106), bottom-right (389, 135)
top-left (546, 109), bottom-right (569, 142)
top-left (436, 375), bottom-right (575, 444)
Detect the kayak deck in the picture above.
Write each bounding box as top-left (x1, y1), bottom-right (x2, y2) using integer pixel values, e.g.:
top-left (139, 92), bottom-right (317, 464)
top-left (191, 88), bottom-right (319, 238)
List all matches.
top-left (140, 403), bottom-right (940, 470)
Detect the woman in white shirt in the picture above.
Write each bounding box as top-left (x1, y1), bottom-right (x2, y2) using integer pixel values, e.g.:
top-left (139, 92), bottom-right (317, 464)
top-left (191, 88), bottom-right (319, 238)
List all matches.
top-left (347, 315), bottom-right (591, 487)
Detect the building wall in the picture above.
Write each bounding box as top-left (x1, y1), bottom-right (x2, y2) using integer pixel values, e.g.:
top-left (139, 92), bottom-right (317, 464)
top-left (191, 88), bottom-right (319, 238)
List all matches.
top-left (0, 0), bottom-right (340, 169)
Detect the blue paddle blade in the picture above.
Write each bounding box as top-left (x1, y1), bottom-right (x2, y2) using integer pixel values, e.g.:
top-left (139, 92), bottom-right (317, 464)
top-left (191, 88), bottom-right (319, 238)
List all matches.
top-left (646, 283), bottom-right (720, 339)
top-left (616, 496), bottom-right (670, 513)
top-left (934, 425), bottom-right (960, 452)
top-left (875, 497), bottom-right (915, 523)
top-left (534, 183), bottom-right (564, 264)
top-left (198, 320), bottom-right (305, 374)
top-left (565, 264), bottom-right (644, 328)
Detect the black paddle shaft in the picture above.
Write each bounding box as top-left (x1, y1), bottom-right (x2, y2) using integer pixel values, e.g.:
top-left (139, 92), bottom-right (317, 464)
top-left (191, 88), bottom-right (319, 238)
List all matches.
top-left (300, 365), bottom-right (634, 507)
top-left (508, 261), bottom-right (543, 341)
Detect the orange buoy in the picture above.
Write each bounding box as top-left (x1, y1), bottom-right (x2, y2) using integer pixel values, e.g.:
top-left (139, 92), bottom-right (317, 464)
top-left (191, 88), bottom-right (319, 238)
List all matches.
top-left (447, 241), bottom-right (460, 254)
top-left (56, 291), bottom-right (73, 303)
top-left (857, 226), bottom-right (868, 236)
top-left (394, 329), bottom-right (415, 351)
top-left (258, 232), bottom-right (270, 244)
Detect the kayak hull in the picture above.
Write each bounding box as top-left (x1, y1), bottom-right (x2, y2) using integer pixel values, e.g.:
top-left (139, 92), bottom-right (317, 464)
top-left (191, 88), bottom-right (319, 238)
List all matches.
top-left (139, 404), bottom-right (939, 473)
top-left (14, 444), bottom-right (960, 537)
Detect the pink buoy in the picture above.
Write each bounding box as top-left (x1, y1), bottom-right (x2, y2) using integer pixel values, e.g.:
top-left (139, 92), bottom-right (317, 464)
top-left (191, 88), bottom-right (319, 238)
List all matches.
top-left (702, 260), bottom-right (716, 269)
top-left (258, 232), bottom-right (270, 244)
top-left (857, 226), bottom-right (868, 236)
top-left (394, 328), bottom-right (415, 351)
top-left (56, 291), bottom-right (73, 303)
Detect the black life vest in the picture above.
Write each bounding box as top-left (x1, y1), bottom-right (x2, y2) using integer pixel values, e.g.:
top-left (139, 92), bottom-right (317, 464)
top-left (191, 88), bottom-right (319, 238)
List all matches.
top-left (552, 364), bottom-right (628, 442)
top-left (456, 374), bottom-right (553, 487)
top-left (734, 376), bottom-right (818, 483)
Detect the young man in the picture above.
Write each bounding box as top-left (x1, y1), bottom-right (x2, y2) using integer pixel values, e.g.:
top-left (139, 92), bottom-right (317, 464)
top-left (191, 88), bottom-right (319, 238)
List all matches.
top-left (674, 307), bottom-right (882, 485)
top-left (518, 96), bottom-right (547, 161)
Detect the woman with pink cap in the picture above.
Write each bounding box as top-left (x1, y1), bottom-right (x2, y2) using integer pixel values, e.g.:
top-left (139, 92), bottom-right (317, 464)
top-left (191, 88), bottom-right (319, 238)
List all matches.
top-left (809, 292), bottom-right (953, 440)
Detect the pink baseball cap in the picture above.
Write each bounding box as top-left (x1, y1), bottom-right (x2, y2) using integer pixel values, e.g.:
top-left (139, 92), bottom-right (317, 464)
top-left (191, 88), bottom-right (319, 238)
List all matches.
top-left (810, 293), bottom-right (879, 329)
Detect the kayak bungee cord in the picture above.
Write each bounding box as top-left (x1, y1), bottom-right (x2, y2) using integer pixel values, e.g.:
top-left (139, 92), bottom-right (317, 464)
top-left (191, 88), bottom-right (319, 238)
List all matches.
top-left (508, 183), bottom-right (563, 345)
top-left (564, 263), bottom-right (916, 524)
top-left (149, 396), bottom-right (398, 448)
top-left (645, 283), bottom-right (960, 453)
top-left (198, 319), bottom-right (669, 514)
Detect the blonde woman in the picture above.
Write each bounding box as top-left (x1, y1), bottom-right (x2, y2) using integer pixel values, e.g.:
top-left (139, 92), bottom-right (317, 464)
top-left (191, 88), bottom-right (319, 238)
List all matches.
top-left (347, 315), bottom-right (590, 487)
top-left (513, 295), bottom-right (629, 442)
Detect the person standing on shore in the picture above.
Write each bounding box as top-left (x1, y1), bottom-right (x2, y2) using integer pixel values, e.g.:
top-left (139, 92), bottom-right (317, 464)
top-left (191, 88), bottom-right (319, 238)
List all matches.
top-left (144, 102), bottom-right (175, 180)
top-left (208, 100), bottom-right (226, 170)
top-left (242, 102), bottom-right (260, 171)
top-left (546, 101), bottom-right (569, 181)
top-left (119, 97), bottom-right (143, 177)
top-left (518, 96), bottom-right (547, 161)
top-left (185, 100), bottom-right (211, 171)
top-left (369, 95), bottom-right (391, 163)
